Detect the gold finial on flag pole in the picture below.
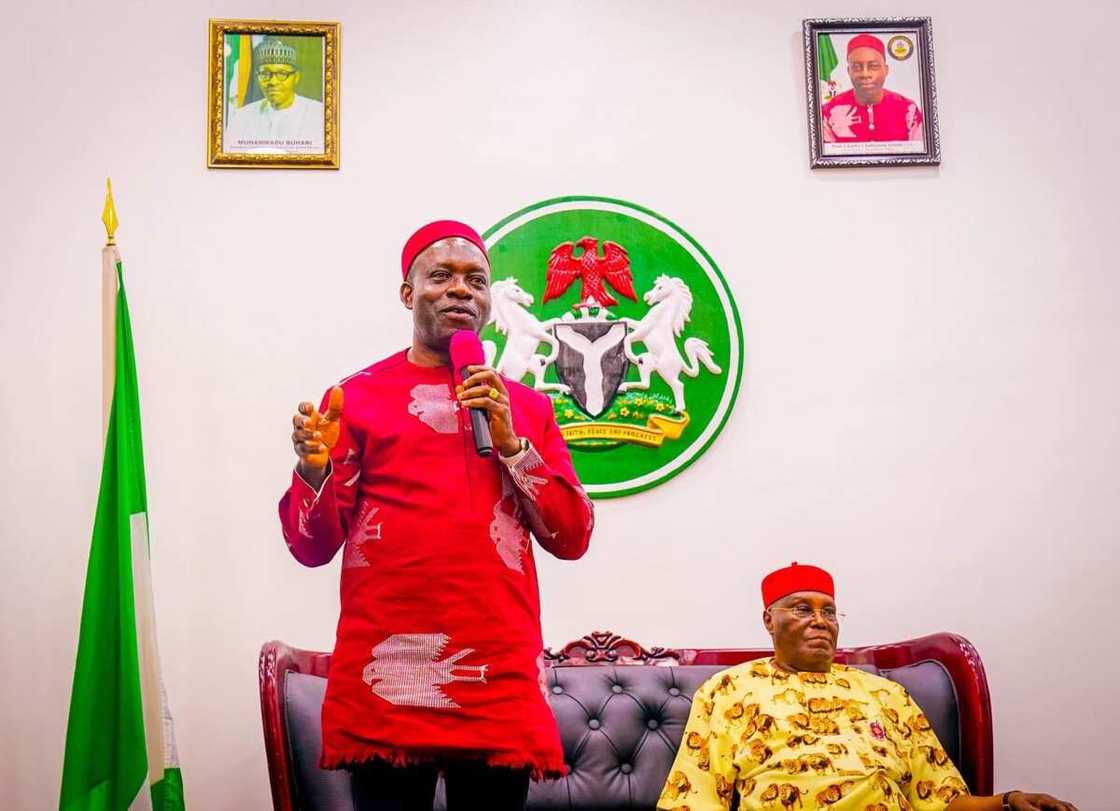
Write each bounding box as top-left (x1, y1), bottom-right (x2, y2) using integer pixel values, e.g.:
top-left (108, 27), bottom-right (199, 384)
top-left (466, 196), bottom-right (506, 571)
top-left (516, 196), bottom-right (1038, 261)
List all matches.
top-left (101, 179), bottom-right (120, 435)
top-left (101, 178), bottom-right (119, 246)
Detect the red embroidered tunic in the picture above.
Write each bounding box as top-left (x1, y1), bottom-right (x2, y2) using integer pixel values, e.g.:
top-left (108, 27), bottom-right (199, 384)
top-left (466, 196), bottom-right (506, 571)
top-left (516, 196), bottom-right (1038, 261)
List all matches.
top-left (279, 350), bottom-right (594, 776)
top-left (821, 88), bottom-right (923, 142)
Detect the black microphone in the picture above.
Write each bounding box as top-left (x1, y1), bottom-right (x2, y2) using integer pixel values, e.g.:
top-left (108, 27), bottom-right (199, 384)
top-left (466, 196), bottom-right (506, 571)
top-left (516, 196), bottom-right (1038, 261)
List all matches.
top-left (449, 330), bottom-right (493, 457)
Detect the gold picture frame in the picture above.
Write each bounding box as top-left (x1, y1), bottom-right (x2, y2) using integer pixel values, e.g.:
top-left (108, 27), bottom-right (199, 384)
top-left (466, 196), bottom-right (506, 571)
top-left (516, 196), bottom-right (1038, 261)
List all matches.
top-left (207, 19), bottom-right (340, 169)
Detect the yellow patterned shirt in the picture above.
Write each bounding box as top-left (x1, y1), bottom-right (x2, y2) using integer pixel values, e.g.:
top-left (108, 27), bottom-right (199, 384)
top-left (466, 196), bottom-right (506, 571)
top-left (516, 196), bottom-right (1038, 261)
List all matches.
top-left (656, 658), bottom-right (969, 811)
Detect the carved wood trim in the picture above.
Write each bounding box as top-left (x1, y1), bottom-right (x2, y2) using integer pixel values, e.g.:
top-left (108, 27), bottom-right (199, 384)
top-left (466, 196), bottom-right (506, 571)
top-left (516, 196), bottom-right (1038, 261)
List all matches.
top-left (542, 630), bottom-right (695, 666)
top-left (259, 641), bottom-right (296, 811)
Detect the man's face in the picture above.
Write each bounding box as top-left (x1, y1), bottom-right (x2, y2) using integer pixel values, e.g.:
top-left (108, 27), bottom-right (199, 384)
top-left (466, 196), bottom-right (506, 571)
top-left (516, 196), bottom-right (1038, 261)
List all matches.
top-left (763, 591), bottom-right (839, 672)
top-left (256, 62), bottom-right (300, 109)
top-left (401, 238), bottom-right (492, 350)
top-left (847, 47), bottom-right (888, 102)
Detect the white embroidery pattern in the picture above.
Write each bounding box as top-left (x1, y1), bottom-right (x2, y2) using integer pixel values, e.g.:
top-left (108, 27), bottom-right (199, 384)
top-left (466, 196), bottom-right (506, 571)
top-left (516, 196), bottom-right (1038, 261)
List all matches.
top-left (297, 508), bottom-right (313, 539)
top-left (536, 653), bottom-right (550, 700)
top-left (340, 448), bottom-right (361, 488)
top-left (490, 483), bottom-right (530, 574)
top-left (407, 383), bottom-right (460, 433)
top-left (338, 370), bottom-right (371, 385)
top-left (580, 489), bottom-right (595, 535)
top-left (362, 633), bottom-right (488, 709)
top-left (342, 537), bottom-right (371, 568)
top-left (507, 444), bottom-right (548, 500)
top-left (828, 104), bottom-right (860, 138)
top-left (343, 502), bottom-right (381, 568)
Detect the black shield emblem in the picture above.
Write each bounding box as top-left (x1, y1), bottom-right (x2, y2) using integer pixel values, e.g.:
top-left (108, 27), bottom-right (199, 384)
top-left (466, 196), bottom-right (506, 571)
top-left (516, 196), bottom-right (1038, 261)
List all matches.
top-left (554, 321), bottom-right (629, 417)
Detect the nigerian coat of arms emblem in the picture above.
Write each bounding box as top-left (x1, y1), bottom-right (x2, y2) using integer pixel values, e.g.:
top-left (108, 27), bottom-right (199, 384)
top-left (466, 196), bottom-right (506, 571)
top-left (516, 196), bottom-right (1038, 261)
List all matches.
top-left (482, 196), bottom-right (743, 498)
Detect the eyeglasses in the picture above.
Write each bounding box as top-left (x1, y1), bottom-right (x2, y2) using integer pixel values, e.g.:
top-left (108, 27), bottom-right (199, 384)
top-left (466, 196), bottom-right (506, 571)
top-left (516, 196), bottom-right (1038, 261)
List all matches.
top-left (772, 606), bottom-right (845, 623)
top-left (257, 70), bottom-right (296, 82)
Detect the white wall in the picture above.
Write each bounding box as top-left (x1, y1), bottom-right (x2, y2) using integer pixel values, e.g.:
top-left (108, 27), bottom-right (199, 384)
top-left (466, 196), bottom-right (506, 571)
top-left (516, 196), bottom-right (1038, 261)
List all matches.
top-left (2, 1), bottom-right (1116, 808)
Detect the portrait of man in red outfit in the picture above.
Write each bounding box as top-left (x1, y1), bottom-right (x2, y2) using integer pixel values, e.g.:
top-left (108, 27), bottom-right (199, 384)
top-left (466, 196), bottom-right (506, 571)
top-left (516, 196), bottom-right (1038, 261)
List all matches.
top-left (807, 20), bottom-right (940, 166)
top-left (821, 33), bottom-right (924, 148)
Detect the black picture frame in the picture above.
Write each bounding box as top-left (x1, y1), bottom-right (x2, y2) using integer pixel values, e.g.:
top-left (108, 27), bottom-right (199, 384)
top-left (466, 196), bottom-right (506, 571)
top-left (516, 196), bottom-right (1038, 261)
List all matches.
top-left (803, 17), bottom-right (941, 168)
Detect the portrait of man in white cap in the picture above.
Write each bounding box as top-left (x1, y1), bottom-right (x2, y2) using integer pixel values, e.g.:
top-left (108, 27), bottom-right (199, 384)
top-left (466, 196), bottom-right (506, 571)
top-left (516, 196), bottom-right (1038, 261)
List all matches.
top-left (223, 36), bottom-right (325, 154)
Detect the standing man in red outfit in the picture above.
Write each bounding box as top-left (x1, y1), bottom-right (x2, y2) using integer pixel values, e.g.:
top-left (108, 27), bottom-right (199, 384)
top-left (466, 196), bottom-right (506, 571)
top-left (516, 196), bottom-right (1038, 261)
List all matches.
top-left (822, 33), bottom-right (924, 144)
top-left (279, 220), bottom-right (594, 810)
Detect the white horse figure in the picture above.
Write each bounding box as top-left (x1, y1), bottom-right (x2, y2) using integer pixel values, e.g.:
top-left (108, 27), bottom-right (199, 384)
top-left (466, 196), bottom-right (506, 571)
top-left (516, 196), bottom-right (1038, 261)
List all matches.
top-left (487, 278), bottom-right (570, 394)
top-left (619, 275), bottom-right (721, 412)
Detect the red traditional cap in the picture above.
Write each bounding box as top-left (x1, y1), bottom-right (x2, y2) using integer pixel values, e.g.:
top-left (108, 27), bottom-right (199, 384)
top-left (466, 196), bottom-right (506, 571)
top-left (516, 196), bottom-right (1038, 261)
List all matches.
top-left (847, 33), bottom-right (886, 57)
top-left (761, 562), bottom-right (834, 607)
top-left (401, 220), bottom-right (489, 279)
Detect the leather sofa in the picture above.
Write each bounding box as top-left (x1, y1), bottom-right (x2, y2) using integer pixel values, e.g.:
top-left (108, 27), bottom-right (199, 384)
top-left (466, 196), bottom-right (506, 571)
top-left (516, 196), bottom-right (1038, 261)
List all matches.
top-left (259, 631), bottom-right (993, 810)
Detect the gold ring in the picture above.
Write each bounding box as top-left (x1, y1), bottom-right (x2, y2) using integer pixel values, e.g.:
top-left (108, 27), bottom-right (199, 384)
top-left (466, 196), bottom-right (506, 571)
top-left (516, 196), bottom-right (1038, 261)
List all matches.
top-left (488, 387), bottom-right (500, 400)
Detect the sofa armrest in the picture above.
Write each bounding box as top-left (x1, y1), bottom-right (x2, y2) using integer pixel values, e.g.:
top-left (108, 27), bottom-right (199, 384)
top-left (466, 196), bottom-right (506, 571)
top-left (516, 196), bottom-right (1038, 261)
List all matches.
top-left (260, 641), bottom-right (332, 811)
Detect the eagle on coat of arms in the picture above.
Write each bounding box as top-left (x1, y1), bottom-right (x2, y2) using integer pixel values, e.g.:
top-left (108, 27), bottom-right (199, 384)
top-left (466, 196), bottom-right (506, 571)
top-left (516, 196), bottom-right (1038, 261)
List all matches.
top-left (544, 236), bottom-right (638, 310)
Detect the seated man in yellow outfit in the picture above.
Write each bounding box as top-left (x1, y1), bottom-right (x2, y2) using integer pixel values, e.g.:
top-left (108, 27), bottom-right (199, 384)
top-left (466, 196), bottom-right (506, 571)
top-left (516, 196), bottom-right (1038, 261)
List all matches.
top-left (657, 563), bottom-right (1077, 811)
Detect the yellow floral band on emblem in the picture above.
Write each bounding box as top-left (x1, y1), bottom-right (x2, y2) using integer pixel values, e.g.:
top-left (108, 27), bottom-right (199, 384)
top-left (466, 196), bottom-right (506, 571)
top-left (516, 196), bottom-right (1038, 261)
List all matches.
top-left (560, 413), bottom-right (690, 448)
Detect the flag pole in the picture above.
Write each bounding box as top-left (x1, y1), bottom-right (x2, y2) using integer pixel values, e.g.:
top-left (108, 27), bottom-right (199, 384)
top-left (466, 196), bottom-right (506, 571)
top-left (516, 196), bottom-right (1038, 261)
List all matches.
top-left (101, 179), bottom-right (120, 437)
top-left (63, 185), bottom-right (187, 810)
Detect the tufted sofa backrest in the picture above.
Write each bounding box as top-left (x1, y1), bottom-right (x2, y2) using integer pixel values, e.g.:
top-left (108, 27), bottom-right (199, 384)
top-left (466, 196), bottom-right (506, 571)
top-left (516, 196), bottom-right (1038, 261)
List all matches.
top-left (528, 664), bottom-right (724, 809)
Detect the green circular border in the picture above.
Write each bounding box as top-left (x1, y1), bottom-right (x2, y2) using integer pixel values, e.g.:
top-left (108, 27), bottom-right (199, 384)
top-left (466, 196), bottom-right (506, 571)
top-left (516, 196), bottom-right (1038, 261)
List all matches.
top-left (484, 195), bottom-right (745, 498)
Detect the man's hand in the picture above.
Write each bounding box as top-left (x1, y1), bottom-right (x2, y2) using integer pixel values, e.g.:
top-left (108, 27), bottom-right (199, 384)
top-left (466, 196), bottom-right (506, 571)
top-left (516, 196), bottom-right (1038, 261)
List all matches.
top-left (1006, 792), bottom-right (1078, 811)
top-left (948, 792), bottom-right (1079, 811)
top-left (291, 386), bottom-right (344, 489)
top-left (456, 366), bottom-right (521, 457)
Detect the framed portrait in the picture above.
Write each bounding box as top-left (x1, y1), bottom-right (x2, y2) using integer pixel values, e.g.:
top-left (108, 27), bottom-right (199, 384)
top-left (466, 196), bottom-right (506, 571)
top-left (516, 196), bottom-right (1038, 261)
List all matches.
top-left (803, 17), bottom-right (940, 168)
top-left (207, 19), bottom-right (340, 169)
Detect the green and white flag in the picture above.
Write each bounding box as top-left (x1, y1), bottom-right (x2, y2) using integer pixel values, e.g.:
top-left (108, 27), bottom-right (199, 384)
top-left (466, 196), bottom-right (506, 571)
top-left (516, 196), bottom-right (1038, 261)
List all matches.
top-left (59, 216), bottom-right (185, 810)
top-left (818, 32), bottom-right (841, 102)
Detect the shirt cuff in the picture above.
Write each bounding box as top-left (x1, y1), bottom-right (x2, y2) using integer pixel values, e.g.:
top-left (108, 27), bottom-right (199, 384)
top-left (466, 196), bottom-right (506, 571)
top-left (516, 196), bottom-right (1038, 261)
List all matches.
top-left (500, 441), bottom-right (548, 500)
top-left (498, 438), bottom-right (531, 467)
top-left (294, 461), bottom-right (332, 508)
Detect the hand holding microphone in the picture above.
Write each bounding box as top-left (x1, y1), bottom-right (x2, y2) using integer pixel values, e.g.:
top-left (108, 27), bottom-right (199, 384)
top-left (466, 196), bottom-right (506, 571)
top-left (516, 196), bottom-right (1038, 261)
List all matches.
top-left (449, 330), bottom-right (521, 458)
top-left (291, 385), bottom-right (344, 488)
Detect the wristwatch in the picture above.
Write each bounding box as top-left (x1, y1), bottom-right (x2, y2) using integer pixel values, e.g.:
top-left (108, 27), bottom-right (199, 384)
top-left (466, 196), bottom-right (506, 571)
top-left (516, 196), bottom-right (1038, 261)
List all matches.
top-left (1001, 791), bottom-right (1015, 810)
top-left (500, 436), bottom-right (530, 461)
